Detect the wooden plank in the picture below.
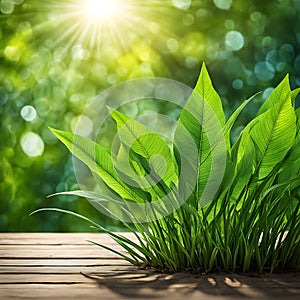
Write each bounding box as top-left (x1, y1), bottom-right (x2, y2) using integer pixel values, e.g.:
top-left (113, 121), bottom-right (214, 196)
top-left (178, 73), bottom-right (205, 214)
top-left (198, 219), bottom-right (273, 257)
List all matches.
top-left (0, 265), bottom-right (138, 274)
top-left (0, 233), bottom-right (137, 245)
top-left (0, 245), bottom-right (124, 251)
top-left (0, 283), bottom-right (201, 300)
top-left (0, 259), bottom-right (131, 266)
top-left (0, 244), bottom-right (128, 259)
top-left (0, 284), bottom-right (122, 300)
top-left (0, 274), bottom-right (92, 283)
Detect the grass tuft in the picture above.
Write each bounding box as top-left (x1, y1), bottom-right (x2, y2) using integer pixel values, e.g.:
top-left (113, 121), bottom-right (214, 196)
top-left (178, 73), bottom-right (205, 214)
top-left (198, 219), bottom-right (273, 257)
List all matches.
top-left (33, 64), bottom-right (300, 274)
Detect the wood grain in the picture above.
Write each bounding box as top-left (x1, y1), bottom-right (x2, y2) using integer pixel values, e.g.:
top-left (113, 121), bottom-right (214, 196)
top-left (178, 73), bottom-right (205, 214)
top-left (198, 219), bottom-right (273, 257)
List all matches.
top-left (0, 233), bottom-right (299, 299)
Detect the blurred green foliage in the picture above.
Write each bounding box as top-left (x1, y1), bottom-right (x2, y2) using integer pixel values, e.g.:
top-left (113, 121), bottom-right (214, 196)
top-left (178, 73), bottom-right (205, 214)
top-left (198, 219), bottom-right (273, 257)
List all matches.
top-left (0, 0), bottom-right (300, 231)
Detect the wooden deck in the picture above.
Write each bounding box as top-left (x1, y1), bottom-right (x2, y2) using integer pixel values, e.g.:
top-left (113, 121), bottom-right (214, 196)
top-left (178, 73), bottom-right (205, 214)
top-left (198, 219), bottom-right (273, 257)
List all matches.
top-left (0, 233), bottom-right (299, 299)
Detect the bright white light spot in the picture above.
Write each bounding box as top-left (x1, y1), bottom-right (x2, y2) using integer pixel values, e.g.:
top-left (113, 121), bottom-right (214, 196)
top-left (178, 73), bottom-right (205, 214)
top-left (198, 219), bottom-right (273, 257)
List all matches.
top-left (21, 132), bottom-right (44, 157)
top-left (214, 0), bottom-right (232, 10)
top-left (172, 0), bottom-right (191, 10)
top-left (84, 0), bottom-right (119, 19)
top-left (20, 105), bottom-right (37, 122)
top-left (225, 31), bottom-right (244, 51)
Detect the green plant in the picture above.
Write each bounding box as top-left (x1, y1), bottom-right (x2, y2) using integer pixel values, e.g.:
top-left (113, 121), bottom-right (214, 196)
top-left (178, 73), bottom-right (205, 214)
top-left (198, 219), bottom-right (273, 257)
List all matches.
top-left (33, 64), bottom-right (300, 273)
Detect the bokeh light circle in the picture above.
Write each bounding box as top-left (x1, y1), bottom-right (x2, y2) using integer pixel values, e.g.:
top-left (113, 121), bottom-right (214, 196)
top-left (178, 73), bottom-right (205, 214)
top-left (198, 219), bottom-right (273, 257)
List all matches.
top-left (172, 0), bottom-right (192, 10)
top-left (72, 78), bottom-right (227, 223)
top-left (232, 79), bottom-right (243, 90)
top-left (225, 31), bottom-right (245, 51)
top-left (262, 87), bottom-right (275, 100)
top-left (21, 132), bottom-right (44, 157)
top-left (214, 0), bottom-right (232, 10)
top-left (255, 61), bottom-right (275, 81)
top-left (20, 105), bottom-right (37, 122)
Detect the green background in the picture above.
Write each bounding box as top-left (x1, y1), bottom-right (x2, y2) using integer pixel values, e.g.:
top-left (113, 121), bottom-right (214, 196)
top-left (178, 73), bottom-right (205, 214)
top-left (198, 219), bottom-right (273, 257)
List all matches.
top-left (1, 0), bottom-right (300, 231)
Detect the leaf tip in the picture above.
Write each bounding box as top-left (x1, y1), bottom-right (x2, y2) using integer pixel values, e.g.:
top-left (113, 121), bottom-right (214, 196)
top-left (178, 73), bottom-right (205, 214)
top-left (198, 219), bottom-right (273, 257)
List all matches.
top-left (29, 209), bottom-right (42, 216)
top-left (284, 73), bottom-right (290, 80)
top-left (281, 73), bottom-right (290, 86)
top-left (48, 126), bottom-right (60, 137)
top-left (198, 62), bottom-right (211, 83)
top-left (106, 105), bottom-right (115, 115)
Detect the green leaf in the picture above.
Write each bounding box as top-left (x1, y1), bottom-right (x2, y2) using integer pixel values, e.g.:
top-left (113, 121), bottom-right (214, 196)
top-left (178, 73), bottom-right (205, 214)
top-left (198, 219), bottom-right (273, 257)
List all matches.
top-left (49, 127), bottom-right (148, 202)
top-left (250, 94), bottom-right (296, 179)
top-left (49, 190), bottom-right (131, 220)
top-left (194, 63), bottom-right (226, 126)
top-left (257, 75), bottom-right (291, 115)
top-left (175, 64), bottom-right (227, 206)
top-left (108, 108), bottom-right (177, 187)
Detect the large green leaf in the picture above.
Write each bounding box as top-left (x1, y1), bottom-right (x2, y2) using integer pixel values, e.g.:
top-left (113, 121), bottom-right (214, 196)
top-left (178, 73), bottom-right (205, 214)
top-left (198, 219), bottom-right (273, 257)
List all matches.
top-left (109, 108), bottom-right (177, 188)
top-left (249, 93), bottom-right (296, 179)
top-left (175, 64), bottom-right (227, 206)
top-left (50, 128), bottom-right (148, 202)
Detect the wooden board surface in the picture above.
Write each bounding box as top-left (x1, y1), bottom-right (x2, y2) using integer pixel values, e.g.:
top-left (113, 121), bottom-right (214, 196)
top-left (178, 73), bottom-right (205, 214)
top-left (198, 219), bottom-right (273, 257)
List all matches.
top-left (0, 233), bottom-right (299, 299)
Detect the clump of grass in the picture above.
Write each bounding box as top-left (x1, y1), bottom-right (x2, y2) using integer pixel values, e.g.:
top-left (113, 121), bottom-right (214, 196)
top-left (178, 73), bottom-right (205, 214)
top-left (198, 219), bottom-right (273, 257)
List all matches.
top-left (33, 64), bottom-right (300, 274)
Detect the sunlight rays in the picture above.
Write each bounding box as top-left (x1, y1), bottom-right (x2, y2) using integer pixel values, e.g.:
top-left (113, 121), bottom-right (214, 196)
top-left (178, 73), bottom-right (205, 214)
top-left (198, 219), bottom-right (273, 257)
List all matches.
top-left (35, 0), bottom-right (131, 54)
top-left (19, 0), bottom-right (174, 70)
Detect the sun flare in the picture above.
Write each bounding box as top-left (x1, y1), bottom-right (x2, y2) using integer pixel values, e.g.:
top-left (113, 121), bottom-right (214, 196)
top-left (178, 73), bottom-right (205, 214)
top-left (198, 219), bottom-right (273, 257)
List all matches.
top-left (84, 0), bottom-right (119, 19)
top-left (28, 0), bottom-right (167, 59)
